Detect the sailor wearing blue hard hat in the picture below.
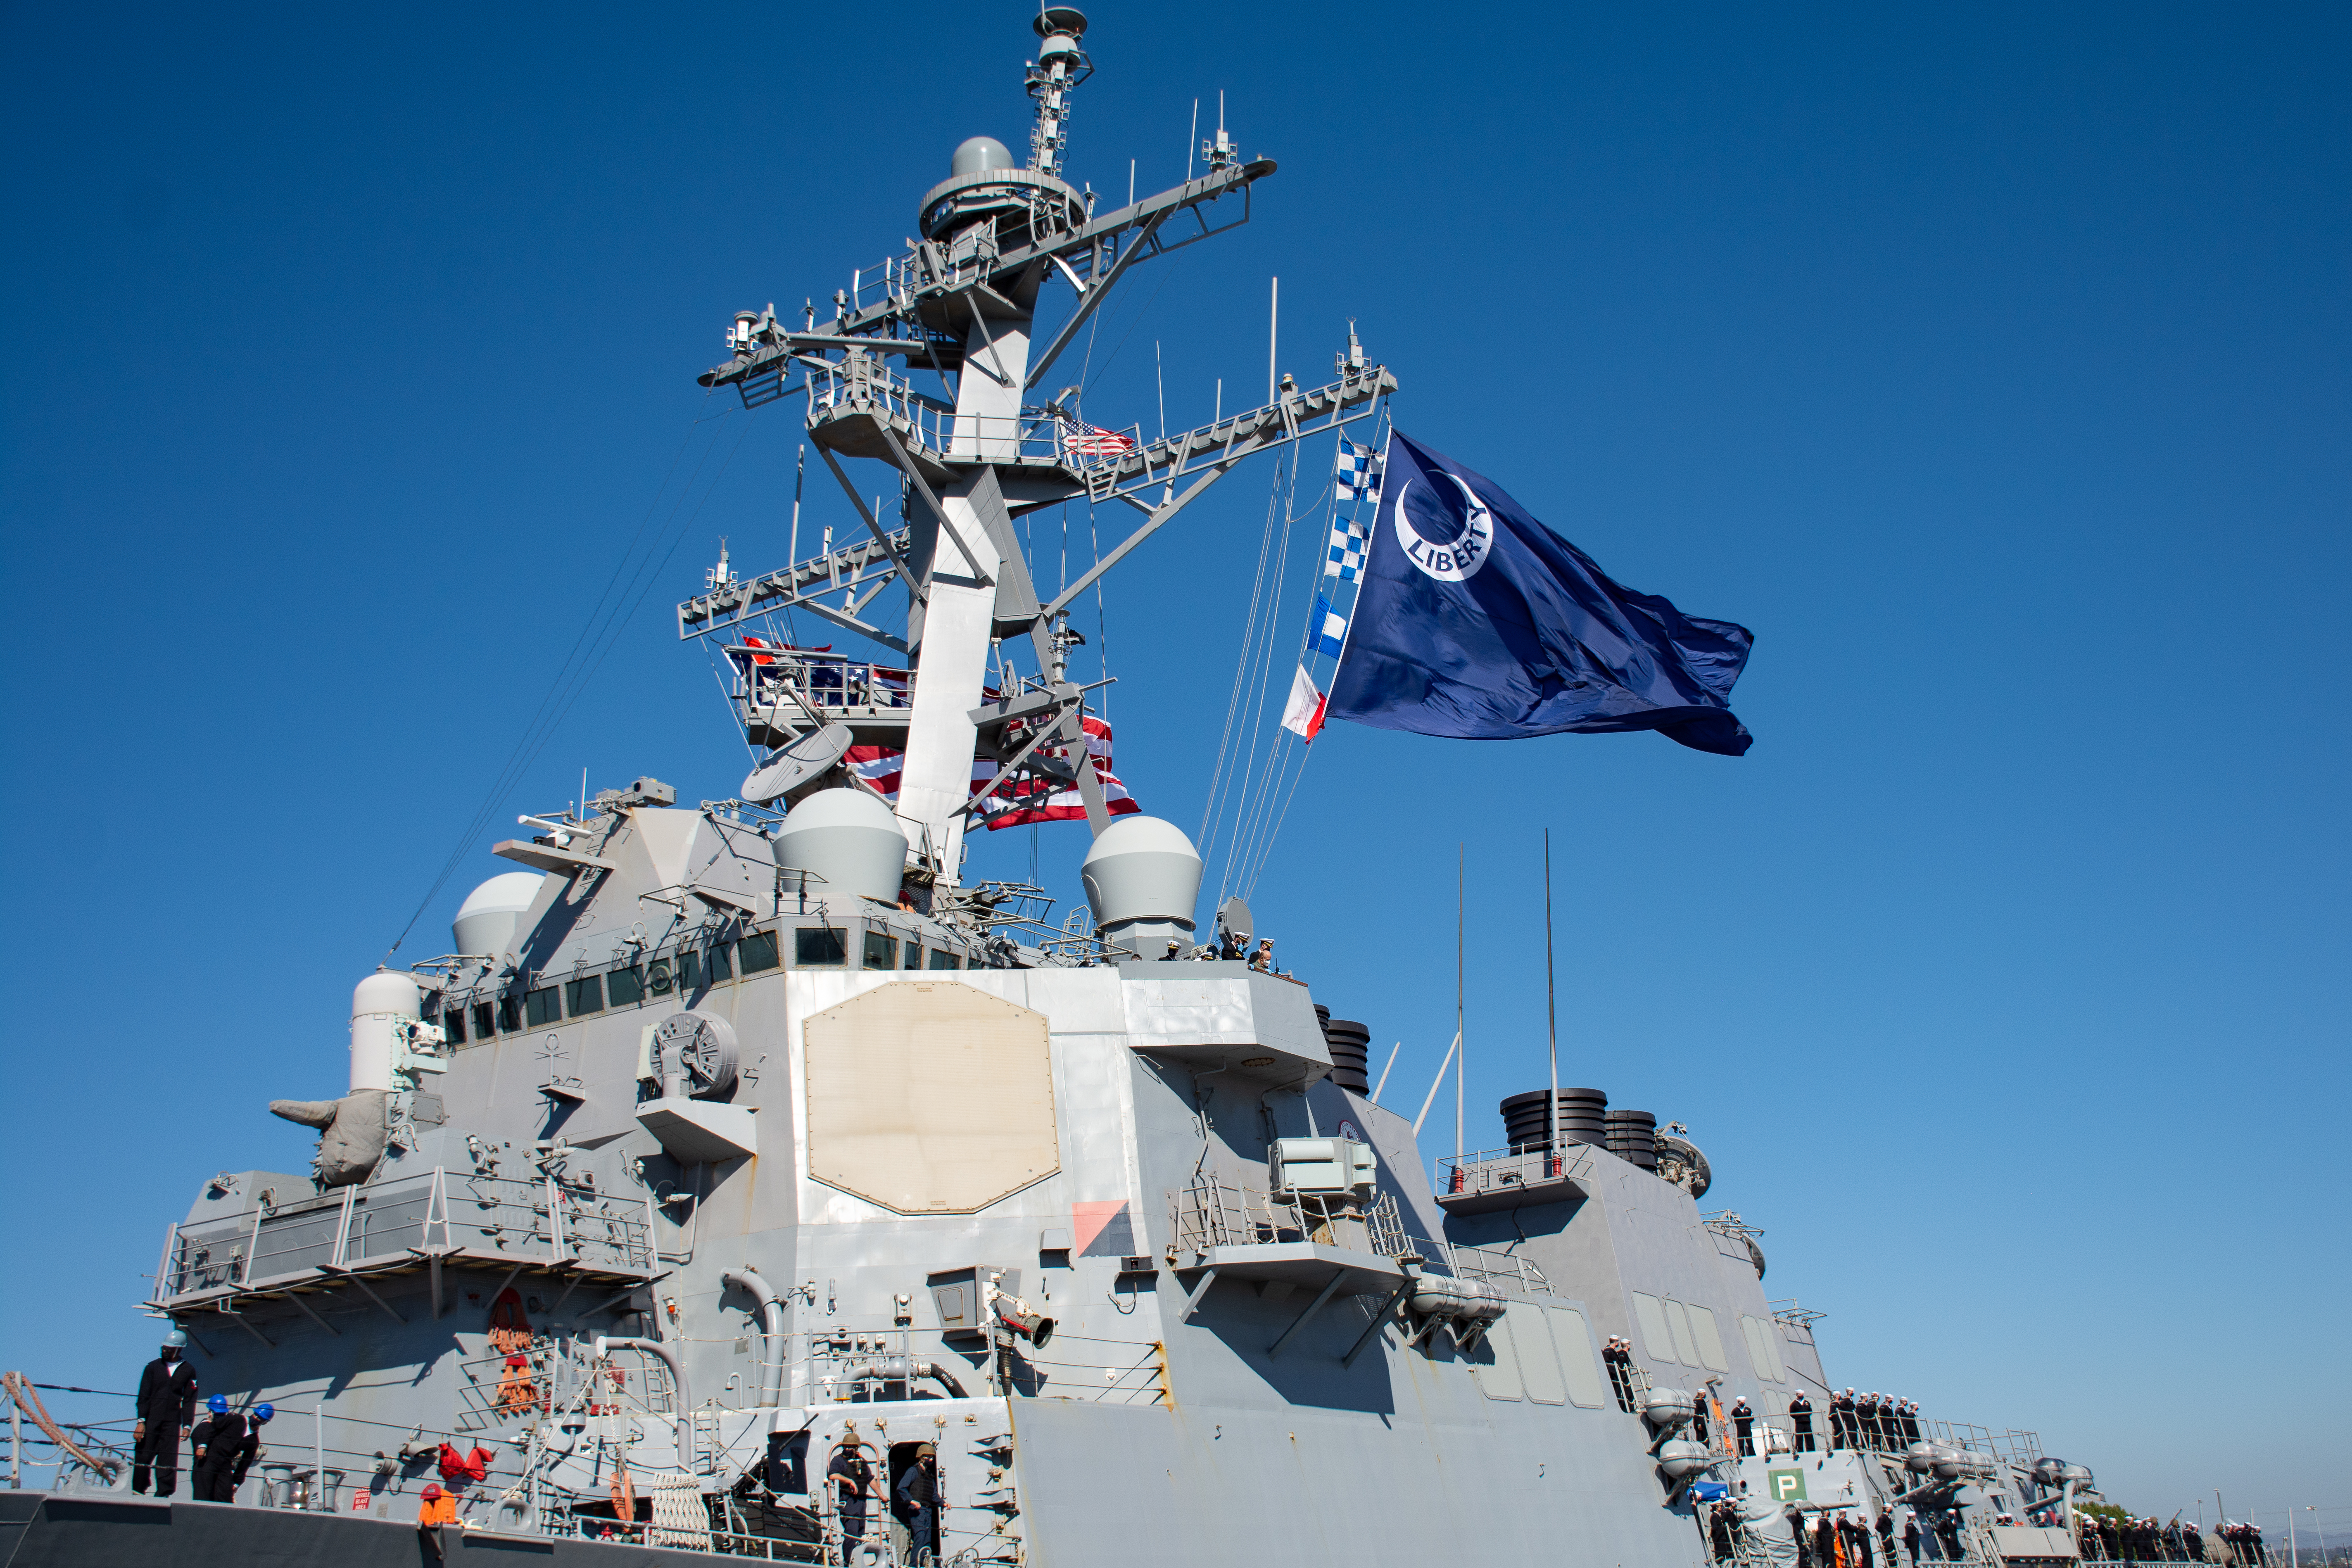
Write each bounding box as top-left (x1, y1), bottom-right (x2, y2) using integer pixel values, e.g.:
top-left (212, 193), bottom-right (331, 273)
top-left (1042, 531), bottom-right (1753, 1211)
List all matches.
top-left (192, 1396), bottom-right (270, 1502)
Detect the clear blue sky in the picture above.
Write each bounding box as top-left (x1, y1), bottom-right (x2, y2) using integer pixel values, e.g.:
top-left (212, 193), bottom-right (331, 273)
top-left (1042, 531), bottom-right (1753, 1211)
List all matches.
top-left (4, 0), bottom-right (2345, 1525)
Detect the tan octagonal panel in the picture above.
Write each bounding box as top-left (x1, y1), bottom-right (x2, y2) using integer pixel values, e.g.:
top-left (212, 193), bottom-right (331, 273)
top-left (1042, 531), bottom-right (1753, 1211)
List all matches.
top-left (803, 981), bottom-right (1059, 1214)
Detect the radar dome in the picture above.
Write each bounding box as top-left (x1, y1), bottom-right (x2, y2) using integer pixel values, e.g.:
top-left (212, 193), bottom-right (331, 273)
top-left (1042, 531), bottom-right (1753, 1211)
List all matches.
top-left (951, 136), bottom-right (1015, 177)
top-left (349, 969), bottom-right (422, 1094)
top-left (453, 870), bottom-right (544, 960)
top-left (1080, 815), bottom-right (1202, 957)
top-left (775, 788), bottom-right (908, 910)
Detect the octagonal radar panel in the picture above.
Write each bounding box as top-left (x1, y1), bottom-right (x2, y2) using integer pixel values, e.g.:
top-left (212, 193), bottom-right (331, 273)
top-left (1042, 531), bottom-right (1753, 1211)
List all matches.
top-left (803, 982), bottom-right (1059, 1214)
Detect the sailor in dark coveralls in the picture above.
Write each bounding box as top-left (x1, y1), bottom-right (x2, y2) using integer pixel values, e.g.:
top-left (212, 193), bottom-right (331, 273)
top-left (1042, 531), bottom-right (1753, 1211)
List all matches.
top-left (132, 1328), bottom-right (199, 1496)
top-left (828, 1428), bottom-right (879, 1554)
top-left (1789, 1391), bottom-right (1815, 1452)
top-left (190, 1396), bottom-right (240, 1501)
top-left (1732, 1397), bottom-right (1755, 1456)
top-left (1829, 1389), bottom-right (1856, 1450)
top-left (894, 1442), bottom-right (945, 1564)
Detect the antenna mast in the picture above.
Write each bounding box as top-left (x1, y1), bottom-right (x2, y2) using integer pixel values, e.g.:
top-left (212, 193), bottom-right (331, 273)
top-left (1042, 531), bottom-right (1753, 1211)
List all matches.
top-left (678, 9), bottom-right (1396, 896)
top-left (1544, 827), bottom-right (1558, 1174)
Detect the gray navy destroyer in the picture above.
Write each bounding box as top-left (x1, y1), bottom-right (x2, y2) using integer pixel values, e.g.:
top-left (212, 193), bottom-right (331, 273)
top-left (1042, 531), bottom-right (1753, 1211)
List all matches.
top-left (4, 11), bottom-right (2111, 1568)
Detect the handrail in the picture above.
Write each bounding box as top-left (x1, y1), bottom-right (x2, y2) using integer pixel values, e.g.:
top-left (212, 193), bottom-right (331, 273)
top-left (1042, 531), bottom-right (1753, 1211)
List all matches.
top-left (156, 1166), bottom-right (654, 1302)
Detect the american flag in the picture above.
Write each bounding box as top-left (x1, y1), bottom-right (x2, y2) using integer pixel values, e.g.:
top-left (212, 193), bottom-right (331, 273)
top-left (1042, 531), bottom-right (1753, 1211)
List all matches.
top-left (1057, 414), bottom-right (1137, 459)
top-left (848, 710), bottom-right (1141, 831)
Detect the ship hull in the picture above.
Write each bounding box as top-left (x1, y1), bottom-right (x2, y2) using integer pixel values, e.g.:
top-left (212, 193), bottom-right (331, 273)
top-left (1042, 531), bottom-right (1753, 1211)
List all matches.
top-left (0, 1492), bottom-right (751, 1568)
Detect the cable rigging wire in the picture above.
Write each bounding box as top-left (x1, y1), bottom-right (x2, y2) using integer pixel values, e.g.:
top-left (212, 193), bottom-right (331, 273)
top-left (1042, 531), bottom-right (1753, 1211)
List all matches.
top-left (385, 394), bottom-right (758, 956)
top-left (1220, 461), bottom-right (1324, 903)
top-left (1194, 458), bottom-right (1291, 881)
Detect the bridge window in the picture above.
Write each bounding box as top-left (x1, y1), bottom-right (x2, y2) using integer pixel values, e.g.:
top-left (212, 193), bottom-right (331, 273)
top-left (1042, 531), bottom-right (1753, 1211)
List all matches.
top-left (608, 966), bottom-right (644, 1006)
top-left (927, 948), bottom-right (961, 969)
top-left (565, 975), bottom-right (604, 1016)
top-left (862, 930), bottom-right (897, 969)
top-left (737, 931), bottom-right (781, 974)
top-left (796, 927), bottom-right (848, 967)
top-left (525, 987), bottom-right (560, 1027)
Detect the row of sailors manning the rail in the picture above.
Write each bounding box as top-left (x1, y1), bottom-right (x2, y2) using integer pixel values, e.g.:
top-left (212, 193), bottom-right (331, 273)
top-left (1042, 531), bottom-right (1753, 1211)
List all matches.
top-left (2082, 1519), bottom-right (2272, 1566)
top-left (1709, 1501), bottom-right (1958, 1568)
top-left (1709, 1499), bottom-right (2274, 1568)
top-left (1601, 1337), bottom-right (1926, 1455)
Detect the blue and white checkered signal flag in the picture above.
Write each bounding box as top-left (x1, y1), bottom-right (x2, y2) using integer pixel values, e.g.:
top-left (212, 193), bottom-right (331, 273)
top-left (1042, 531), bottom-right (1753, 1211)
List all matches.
top-left (1335, 440), bottom-right (1383, 504)
top-left (1325, 518), bottom-right (1368, 580)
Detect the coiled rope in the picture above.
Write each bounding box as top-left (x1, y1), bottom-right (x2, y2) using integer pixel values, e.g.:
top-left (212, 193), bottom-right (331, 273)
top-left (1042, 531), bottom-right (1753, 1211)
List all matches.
top-left (2, 1371), bottom-right (120, 1482)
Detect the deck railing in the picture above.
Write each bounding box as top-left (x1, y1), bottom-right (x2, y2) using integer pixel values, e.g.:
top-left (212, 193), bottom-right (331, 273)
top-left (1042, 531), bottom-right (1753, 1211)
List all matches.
top-left (157, 1168), bottom-right (656, 1301)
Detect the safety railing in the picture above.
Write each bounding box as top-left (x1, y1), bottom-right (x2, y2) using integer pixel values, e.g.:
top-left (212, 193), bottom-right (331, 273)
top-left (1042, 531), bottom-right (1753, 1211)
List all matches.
top-left (728, 649), bottom-right (915, 722)
top-left (1435, 1143), bottom-right (1597, 1201)
top-left (1167, 1178), bottom-right (1410, 1262)
top-left (157, 1169), bottom-right (656, 1300)
top-left (1418, 1233), bottom-right (1553, 1296)
top-left (802, 355), bottom-right (1139, 478)
top-left (837, 223), bottom-right (1003, 319)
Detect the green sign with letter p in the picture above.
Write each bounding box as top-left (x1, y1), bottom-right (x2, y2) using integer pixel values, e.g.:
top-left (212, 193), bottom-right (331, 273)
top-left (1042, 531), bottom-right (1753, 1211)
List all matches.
top-left (1768, 1469), bottom-right (1808, 1503)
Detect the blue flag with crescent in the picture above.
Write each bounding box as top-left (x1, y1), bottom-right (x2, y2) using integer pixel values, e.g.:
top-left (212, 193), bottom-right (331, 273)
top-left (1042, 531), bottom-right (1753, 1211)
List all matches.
top-left (1324, 431), bottom-right (1755, 755)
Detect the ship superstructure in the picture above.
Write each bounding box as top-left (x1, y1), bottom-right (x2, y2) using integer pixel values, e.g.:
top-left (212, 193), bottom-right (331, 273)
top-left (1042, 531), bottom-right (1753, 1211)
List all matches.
top-left (3, 13), bottom-right (2106, 1568)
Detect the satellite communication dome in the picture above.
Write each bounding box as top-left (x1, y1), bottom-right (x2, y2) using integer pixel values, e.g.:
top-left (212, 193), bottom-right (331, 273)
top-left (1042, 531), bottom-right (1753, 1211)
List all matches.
top-left (951, 136), bottom-right (1014, 177)
top-left (774, 787), bottom-right (908, 909)
top-left (1080, 815), bottom-right (1202, 956)
top-left (453, 870), bottom-right (545, 960)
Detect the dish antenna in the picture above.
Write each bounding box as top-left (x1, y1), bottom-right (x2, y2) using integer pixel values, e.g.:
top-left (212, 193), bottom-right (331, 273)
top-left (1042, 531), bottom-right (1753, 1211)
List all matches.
top-left (1216, 895), bottom-right (1253, 949)
top-left (741, 723), bottom-right (854, 805)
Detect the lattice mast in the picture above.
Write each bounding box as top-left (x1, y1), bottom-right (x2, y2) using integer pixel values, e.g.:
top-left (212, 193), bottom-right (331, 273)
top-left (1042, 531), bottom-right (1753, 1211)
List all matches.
top-left (679, 7), bottom-right (1397, 889)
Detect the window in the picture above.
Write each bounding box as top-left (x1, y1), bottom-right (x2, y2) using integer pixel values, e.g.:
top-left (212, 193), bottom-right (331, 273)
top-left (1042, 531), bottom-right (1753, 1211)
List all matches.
top-left (902, 937), bottom-right (924, 970)
top-left (1687, 1304), bottom-right (1730, 1372)
top-left (1510, 1303), bottom-right (1566, 1404)
top-left (473, 1001), bottom-right (495, 1041)
top-left (646, 957), bottom-right (675, 998)
top-left (926, 948), bottom-right (960, 970)
top-left (1471, 1314), bottom-right (1524, 1401)
top-left (525, 987), bottom-right (561, 1027)
top-left (862, 930), bottom-right (896, 969)
top-left (796, 928), bottom-right (848, 967)
top-left (440, 1005), bottom-right (466, 1045)
top-left (736, 931), bottom-right (780, 974)
top-left (681, 944), bottom-right (732, 990)
top-left (1546, 1305), bottom-right (1608, 1408)
top-left (565, 975), bottom-right (604, 1017)
top-left (1662, 1299), bottom-right (1702, 1367)
top-left (1630, 1291), bottom-right (1678, 1365)
top-left (608, 965), bottom-right (644, 1006)
top-left (497, 996), bottom-right (523, 1033)
top-left (1741, 1315), bottom-right (1787, 1383)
